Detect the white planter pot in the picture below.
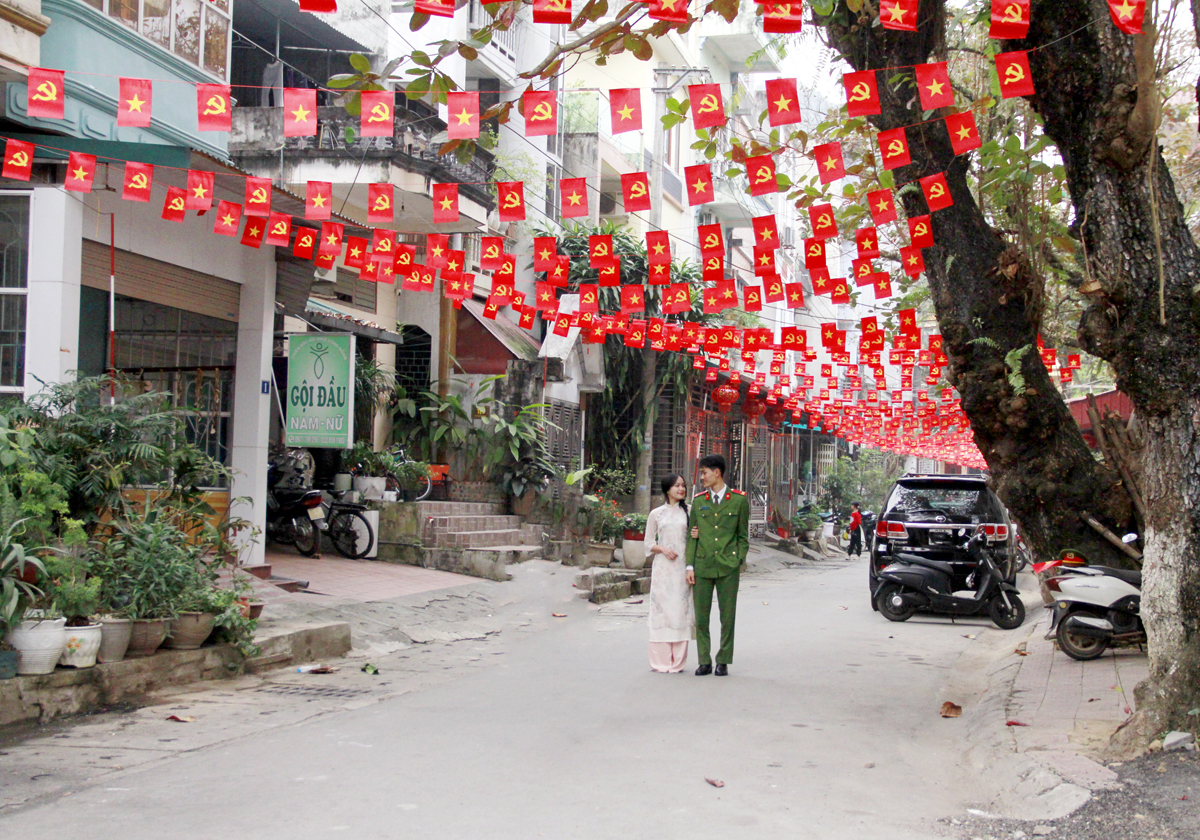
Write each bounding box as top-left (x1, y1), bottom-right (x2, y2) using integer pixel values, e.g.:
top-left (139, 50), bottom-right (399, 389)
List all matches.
top-left (622, 538), bottom-right (647, 569)
top-left (352, 476), bottom-right (387, 500)
top-left (59, 623), bottom-right (103, 668)
top-left (333, 472), bottom-right (353, 492)
top-left (5, 617), bottom-right (68, 675)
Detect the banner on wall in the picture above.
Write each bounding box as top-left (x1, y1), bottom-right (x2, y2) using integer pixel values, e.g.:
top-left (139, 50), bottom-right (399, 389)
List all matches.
top-left (285, 333), bottom-right (356, 448)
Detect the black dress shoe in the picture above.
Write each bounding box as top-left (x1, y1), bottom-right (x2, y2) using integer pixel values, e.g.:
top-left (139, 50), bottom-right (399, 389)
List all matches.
top-left (695, 664), bottom-right (713, 676)
top-left (714, 664), bottom-right (729, 676)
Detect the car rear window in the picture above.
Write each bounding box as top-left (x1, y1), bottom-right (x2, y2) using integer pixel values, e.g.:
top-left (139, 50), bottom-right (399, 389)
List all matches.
top-left (883, 482), bottom-right (999, 523)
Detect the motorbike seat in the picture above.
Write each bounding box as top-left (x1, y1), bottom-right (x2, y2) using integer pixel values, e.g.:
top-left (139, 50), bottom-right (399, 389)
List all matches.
top-left (892, 552), bottom-right (955, 576)
top-left (1091, 566), bottom-right (1142, 588)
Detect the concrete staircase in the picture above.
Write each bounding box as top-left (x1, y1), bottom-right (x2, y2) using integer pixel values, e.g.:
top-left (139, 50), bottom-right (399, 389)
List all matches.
top-left (398, 501), bottom-right (546, 580)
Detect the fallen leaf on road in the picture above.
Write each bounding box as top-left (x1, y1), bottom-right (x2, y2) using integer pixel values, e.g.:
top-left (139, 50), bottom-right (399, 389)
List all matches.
top-left (1006, 720), bottom-right (1029, 727)
top-left (165, 715), bottom-right (195, 723)
top-left (962, 634), bottom-right (977, 640)
top-left (940, 702), bottom-right (962, 718)
top-left (551, 613), bottom-right (567, 618)
top-left (628, 600), bottom-right (643, 604)
top-left (838, 606), bottom-right (848, 610)
top-left (762, 601), bottom-right (769, 605)
top-left (864, 762), bottom-right (875, 769)
top-left (1015, 642), bottom-right (1028, 656)
top-left (361, 663), bottom-right (379, 675)
top-left (705, 778), bottom-right (725, 788)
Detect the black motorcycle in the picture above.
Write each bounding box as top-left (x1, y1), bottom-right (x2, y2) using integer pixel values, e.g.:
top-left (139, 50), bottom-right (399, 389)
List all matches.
top-left (872, 527), bottom-right (1026, 629)
top-left (266, 449), bottom-right (324, 556)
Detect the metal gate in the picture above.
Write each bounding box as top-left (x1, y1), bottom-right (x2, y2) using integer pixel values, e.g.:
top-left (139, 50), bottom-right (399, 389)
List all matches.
top-left (746, 424), bottom-right (769, 524)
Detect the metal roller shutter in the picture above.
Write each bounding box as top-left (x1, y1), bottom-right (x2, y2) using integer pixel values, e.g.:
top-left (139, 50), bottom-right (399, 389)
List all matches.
top-left (80, 240), bottom-right (240, 322)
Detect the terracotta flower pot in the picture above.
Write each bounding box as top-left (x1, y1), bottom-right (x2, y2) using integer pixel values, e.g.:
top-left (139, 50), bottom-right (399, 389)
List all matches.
top-left (98, 617), bottom-right (133, 663)
top-left (585, 543), bottom-right (616, 567)
top-left (125, 618), bottom-right (171, 658)
top-left (59, 623), bottom-right (103, 668)
top-left (166, 612), bottom-right (216, 650)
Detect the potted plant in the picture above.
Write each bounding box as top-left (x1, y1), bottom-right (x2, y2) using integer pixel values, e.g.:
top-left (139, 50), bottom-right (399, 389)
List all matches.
top-left (166, 583), bottom-right (221, 651)
top-left (347, 443), bottom-right (391, 499)
top-left (583, 495), bottom-right (624, 566)
top-left (499, 455), bottom-right (555, 517)
top-left (794, 512), bottom-right (823, 541)
top-left (621, 512), bottom-right (649, 570)
top-left (45, 555), bottom-right (104, 668)
top-left (391, 459), bottom-right (433, 503)
top-left (1, 519), bottom-right (50, 677)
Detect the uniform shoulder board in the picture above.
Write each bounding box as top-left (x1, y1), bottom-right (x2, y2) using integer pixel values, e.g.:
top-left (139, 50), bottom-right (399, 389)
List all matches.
top-left (697, 490), bottom-right (710, 498)
top-left (731, 489), bottom-right (746, 496)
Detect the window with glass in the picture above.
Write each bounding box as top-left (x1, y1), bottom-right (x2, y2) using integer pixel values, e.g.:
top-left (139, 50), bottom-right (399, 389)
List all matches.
top-left (78, 0), bottom-right (231, 80)
top-left (0, 194), bottom-right (29, 395)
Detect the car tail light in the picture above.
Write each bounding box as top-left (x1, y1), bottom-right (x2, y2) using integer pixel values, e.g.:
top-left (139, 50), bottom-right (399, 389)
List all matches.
top-left (984, 524), bottom-right (1008, 542)
top-left (875, 521), bottom-right (888, 538)
top-left (886, 522), bottom-right (908, 540)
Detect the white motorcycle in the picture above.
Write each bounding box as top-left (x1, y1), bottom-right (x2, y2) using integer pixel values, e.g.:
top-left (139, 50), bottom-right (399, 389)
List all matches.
top-left (1041, 536), bottom-right (1144, 661)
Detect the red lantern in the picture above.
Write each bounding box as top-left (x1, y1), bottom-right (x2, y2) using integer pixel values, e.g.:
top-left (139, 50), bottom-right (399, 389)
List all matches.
top-left (767, 403), bottom-right (789, 426)
top-left (712, 382), bottom-right (739, 413)
top-left (742, 398), bottom-right (767, 423)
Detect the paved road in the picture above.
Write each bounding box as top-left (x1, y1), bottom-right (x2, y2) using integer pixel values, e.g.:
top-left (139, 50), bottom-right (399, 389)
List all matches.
top-left (0, 555), bottom-right (1017, 839)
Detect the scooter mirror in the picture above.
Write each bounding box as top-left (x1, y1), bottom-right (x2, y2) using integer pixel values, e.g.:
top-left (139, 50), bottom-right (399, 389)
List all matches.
top-left (1122, 533), bottom-right (1139, 544)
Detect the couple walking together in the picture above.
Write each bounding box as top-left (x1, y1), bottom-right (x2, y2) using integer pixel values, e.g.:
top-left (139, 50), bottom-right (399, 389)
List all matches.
top-left (642, 454), bottom-right (749, 676)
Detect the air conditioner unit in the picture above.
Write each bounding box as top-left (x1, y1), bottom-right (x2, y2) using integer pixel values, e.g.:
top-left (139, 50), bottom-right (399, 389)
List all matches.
top-left (313, 266), bottom-right (336, 284)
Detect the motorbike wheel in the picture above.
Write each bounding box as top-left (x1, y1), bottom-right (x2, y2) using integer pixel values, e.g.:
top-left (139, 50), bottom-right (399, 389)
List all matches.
top-left (293, 516), bottom-right (319, 557)
top-left (988, 592), bottom-right (1026, 629)
top-left (875, 584), bottom-right (915, 622)
top-left (1056, 615), bottom-right (1109, 661)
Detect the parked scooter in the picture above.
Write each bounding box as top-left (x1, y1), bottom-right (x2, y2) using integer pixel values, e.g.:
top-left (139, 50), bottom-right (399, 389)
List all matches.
top-left (266, 448), bottom-right (325, 556)
top-left (1042, 536), bottom-right (1144, 660)
top-left (873, 526), bottom-right (1026, 629)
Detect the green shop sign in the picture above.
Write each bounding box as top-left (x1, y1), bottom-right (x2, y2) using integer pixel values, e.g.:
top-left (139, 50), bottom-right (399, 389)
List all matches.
top-left (285, 333), bottom-right (356, 448)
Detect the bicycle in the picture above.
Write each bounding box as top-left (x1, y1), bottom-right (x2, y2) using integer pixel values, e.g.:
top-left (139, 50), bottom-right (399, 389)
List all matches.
top-left (379, 444), bottom-right (433, 502)
top-left (320, 494), bottom-right (375, 559)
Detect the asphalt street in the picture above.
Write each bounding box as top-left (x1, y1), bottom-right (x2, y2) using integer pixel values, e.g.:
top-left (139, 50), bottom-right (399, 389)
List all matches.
top-left (0, 555), bottom-right (1020, 839)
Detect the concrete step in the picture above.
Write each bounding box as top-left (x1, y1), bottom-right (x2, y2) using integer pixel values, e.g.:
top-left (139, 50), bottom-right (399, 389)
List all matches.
top-left (414, 500), bottom-right (506, 518)
top-left (268, 575), bottom-right (309, 593)
top-left (424, 514), bottom-right (524, 540)
top-left (462, 545), bottom-right (544, 580)
top-left (443, 528), bottom-right (531, 548)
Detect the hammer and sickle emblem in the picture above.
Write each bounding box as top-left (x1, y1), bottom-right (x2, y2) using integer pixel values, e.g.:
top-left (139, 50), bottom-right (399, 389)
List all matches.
top-left (915, 222), bottom-right (928, 237)
top-left (754, 166), bottom-right (772, 184)
top-left (816, 213), bottom-right (832, 229)
top-left (629, 181), bottom-right (646, 198)
top-left (484, 244), bottom-right (499, 259)
top-left (1004, 64), bottom-right (1026, 85)
top-left (168, 197), bottom-right (184, 211)
top-left (503, 193), bottom-right (521, 208)
top-left (867, 323), bottom-right (877, 333)
top-left (397, 252), bottom-right (410, 265)
top-left (377, 239), bottom-right (392, 252)
top-left (498, 262), bottom-right (512, 276)
top-left (835, 284), bottom-right (847, 296)
top-left (271, 221), bottom-right (288, 236)
top-left (808, 245), bottom-right (821, 257)
top-left (859, 264), bottom-right (871, 277)
top-left (368, 103), bottom-right (391, 123)
top-left (131, 173), bottom-right (148, 189)
top-left (8, 151), bottom-right (28, 167)
top-left (723, 329), bottom-right (734, 341)
top-left (887, 140), bottom-right (905, 158)
top-left (251, 187), bottom-right (268, 205)
top-left (704, 234), bottom-right (718, 250)
top-left (548, 0), bottom-right (567, 9)
top-left (299, 233), bottom-right (314, 247)
top-left (929, 184), bottom-right (945, 198)
top-left (748, 291), bottom-right (760, 303)
top-left (373, 195), bottom-right (391, 211)
top-left (531, 102), bottom-right (553, 121)
top-left (32, 82), bottom-right (58, 102)
top-left (594, 242), bottom-right (608, 256)
top-left (203, 95), bottom-right (227, 116)
top-left (706, 258), bottom-right (719, 270)
top-left (631, 330), bottom-right (643, 341)
top-left (584, 291), bottom-right (595, 303)
top-left (1003, 3), bottom-right (1023, 22)
top-left (698, 94), bottom-right (719, 114)
top-left (849, 82), bottom-right (870, 102)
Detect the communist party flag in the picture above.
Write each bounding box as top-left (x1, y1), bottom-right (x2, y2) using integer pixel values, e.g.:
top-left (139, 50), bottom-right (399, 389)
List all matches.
top-left (852, 259), bottom-right (875, 287)
top-left (915, 62), bottom-right (954, 111)
top-left (245, 175), bottom-right (272, 216)
top-left (809, 203), bottom-right (838, 240)
top-left (945, 111), bottom-right (981, 154)
top-left (598, 258), bottom-right (621, 286)
top-left (118, 78), bottom-right (152, 127)
top-left (560, 177), bottom-right (588, 218)
top-left (1108, 0), bottom-right (1145, 34)
top-left (853, 228), bottom-right (879, 261)
top-left (185, 170), bottom-right (215, 210)
top-left (497, 180), bottom-right (525, 221)
top-left (867, 188), bottom-right (897, 225)
top-left (921, 173), bottom-right (953, 211)
top-left (698, 223), bottom-right (723, 256)
top-left (293, 227), bottom-right (318, 260)
top-left (369, 229), bottom-right (396, 262)
top-left (432, 183), bottom-right (458, 223)
top-left (306, 180), bottom-right (332, 220)
top-left (746, 154), bottom-right (777, 196)
top-left (368, 182), bottom-right (393, 223)
top-left (122, 161), bottom-right (153, 202)
top-left (588, 234), bottom-right (612, 267)
top-left (763, 274), bottom-right (785, 303)
top-left (284, 88), bottom-right (317, 137)
top-left (765, 78), bottom-right (801, 126)
top-left (802, 239), bottom-right (827, 271)
top-left (990, 0), bottom-right (1030, 39)
top-left (762, 2), bottom-right (804, 34)
top-left (743, 286), bottom-right (763, 313)
top-left (414, 0), bottom-right (454, 17)
top-left (621, 172), bottom-right (651, 212)
top-left (880, 0), bottom-right (918, 31)
top-left (265, 211), bottom-right (292, 246)
top-left (213, 201), bottom-right (242, 236)
top-left (663, 284), bottom-right (691, 314)
top-left (196, 84), bottom-right (232, 131)
top-left (298, 0), bottom-right (337, 11)
top-left (843, 71), bottom-right (881, 116)
top-left (27, 68), bottom-right (65, 119)
top-left (533, 0), bottom-right (572, 24)
top-left (996, 51), bottom-right (1035, 98)
top-left (688, 84), bottom-right (726, 129)
top-left (878, 127), bottom-right (911, 170)
top-left (813, 142), bottom-right (845, 184)
top-left (446, 91), bottom-right (480, 139)
top-left (64, 152), bottom-right (96, 193)
top-left (524, 90), bottom-right (557, 136)
top-left (909, 214), bottom-right (934, 248)
top-left (684, 163), bottom-right (714, 205)
top-left (609, 88), bottom-right (642, 133)
top-left (480, 236), bottom-right (503, 270)
top-left (360, 90), bottom-right (394, 137)
top-left (161, 187), bottom-right (187, 223)
top-left (646, 230), bottom-right (671, 264)
top-left (578, 284), bottom-right (598, 314)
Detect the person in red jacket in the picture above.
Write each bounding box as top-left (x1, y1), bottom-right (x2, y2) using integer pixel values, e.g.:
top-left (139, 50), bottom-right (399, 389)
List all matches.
top-left (848, 502), bottom-right (863, 558)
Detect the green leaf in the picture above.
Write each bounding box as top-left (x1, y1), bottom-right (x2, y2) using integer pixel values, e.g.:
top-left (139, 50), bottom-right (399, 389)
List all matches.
top-left (348, 53), bottom-right (372, 74)
top-left (326, 74), bottom-right (360, 89)
top-left (458, 44), bottom-right (478, 61)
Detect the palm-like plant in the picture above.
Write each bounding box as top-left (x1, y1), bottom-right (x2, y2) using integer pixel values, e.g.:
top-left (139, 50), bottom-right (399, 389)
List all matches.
top-left (0, 519), bottom-right (46, 634)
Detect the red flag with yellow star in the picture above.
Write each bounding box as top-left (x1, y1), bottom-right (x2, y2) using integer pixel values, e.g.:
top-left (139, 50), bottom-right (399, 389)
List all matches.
top-left (432, 183), bottom-right (458, 224)
top-left (240, 216), bottom-right (265, 249)
top-left (920, 173), bottom-right (953, 211)
top-left (559, 177), bottom-right (588, 218)
top-left (64, 151), bottom-right (95, 193)
top-left (915, 62), bottom-right (954, 111)
top-left (878, 127), bottom-right (911, 170)
top-left (880, 0), bottom-right (918, 32)
top-left (524, 90), bottom-right (557, 137)
top-left (867, 188), bottom-right (897, 225)
top-left (753, 215), bottom-right (778, 247)
top-left (683, 163), bottom-right (714, 205)
top-left (945, 111), bottom-right (981, 155)
top-left (813, 142), bottom-right (845, 184)
top-left (648, 0), bottom-right (687, 23)
top-left (621, 171), bottom-right (651, 212)
top-left (996, 51), bottom-right (1035, 98)
top-left (856, 227), bottom-right (881, 259)
top-left (533, 237), bottom-right (558, 271)
top-left (621, 285), bottom-right (645, 315)
top-left (360, 91), bottom-right (394, 137)
top-left (122, 161), bottom-right (153, 202)
top-left (746, 154), bottom-right (777, 196)
top-left (646, 230), bottom-right (671, 265)
top-left (245, 176), bottom-right (272, 217)
top-left (609, 88), bottom-right (642, 134)
top-left (319, 222), bottom-right (344, 257)
top-left (213, 201), bottom-right (242, 237)
top-left (305, 180), bottom-right (332, 220)
top-left (765, 78), bottom-right (801, 126)
top-left (688, 84), bottom-right (726, 129)
top-left (1108, 0), bottom-right (1145, 34)
top-left (900, 246), bottom-right (925, 276)
top-left (161, 187), bottom-right (187, 223)
top-left (990, 0), bottom-right (1030, 39)
top-left (498, 180), bottom-right (525, 221)
top-left (118, 78), bottom-right (152, 127)
top-left (368, 183), bottom-right (393, 223)
top-left (284, 88), bottom-right (317, 137)
top-left (197, 84), bottom-right (232, 131)
top-left (425, 233), bottom-right (449, 268)
top-left (185, 170), bottom-right (214, 210)
top-left (27, 68), bottom-right (65, 119)
top-left (843, 71), bottom-right (881, 117)
top-left (447, 91), bottom-right (480, 140)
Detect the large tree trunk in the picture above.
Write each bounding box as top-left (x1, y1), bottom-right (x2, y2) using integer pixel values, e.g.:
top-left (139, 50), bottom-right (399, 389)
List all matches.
top-left (819, 2), bottom-right (1132, 571)
top-left (1018, 0), bottom-right (1200, 747)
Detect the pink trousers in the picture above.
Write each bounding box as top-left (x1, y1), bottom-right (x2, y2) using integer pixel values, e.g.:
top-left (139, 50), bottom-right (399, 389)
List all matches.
top-left (649, 641), bottom-right (689, 673)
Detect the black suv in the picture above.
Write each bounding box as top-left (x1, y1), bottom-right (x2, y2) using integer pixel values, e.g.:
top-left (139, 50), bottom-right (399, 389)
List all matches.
top-left (869, 474), bottom-right (1014, 599)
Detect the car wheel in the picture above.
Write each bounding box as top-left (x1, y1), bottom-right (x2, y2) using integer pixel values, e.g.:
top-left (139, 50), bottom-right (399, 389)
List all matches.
top-left (988, 592), bottom-right (1026, 629)
top-left (875, 584), bottom-right (914, 622)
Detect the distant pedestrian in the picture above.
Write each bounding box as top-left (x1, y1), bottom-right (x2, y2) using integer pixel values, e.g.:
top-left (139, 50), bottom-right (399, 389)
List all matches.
top-left (848, 502), bottom-right (863, 558)
top-left (686, 454), bottom-right (749, 676)
top-left (644, 474), bottom-right (695, 673)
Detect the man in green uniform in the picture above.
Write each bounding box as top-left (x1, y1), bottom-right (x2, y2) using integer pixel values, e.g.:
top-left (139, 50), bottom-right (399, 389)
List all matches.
top-left (686, 453), bottom-right (749, 676)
